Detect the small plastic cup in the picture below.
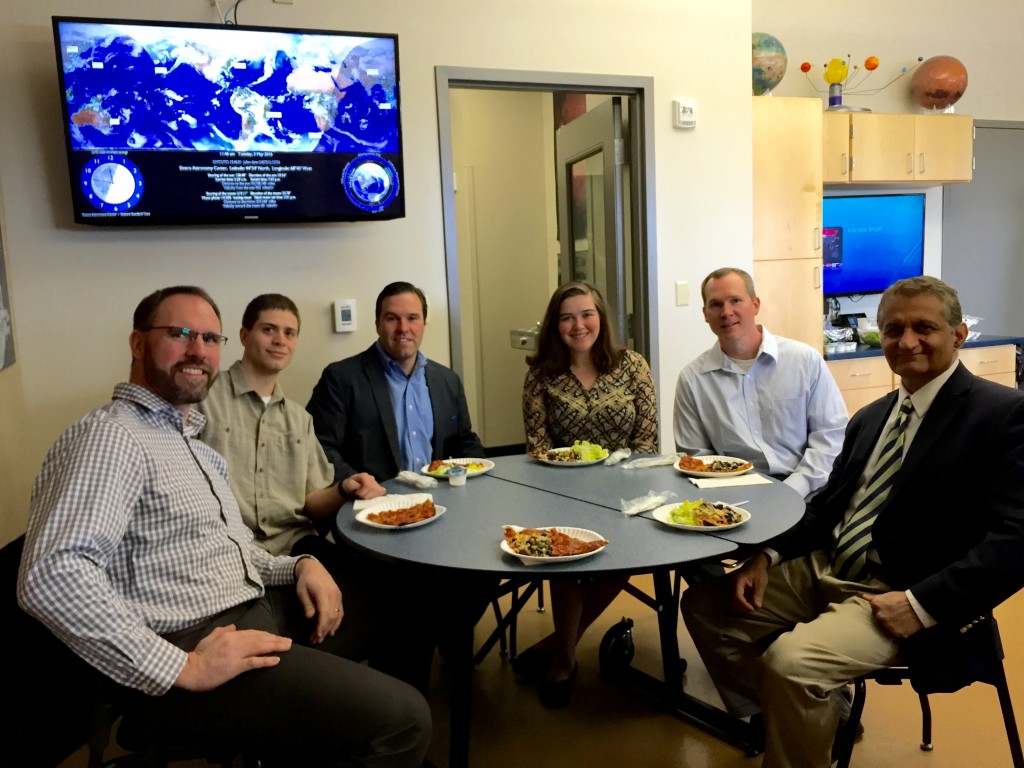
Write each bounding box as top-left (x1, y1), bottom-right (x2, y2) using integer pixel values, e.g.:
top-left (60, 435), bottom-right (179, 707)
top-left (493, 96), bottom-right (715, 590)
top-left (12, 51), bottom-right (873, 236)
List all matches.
top-left (447, 465), bottom-right (468, 487)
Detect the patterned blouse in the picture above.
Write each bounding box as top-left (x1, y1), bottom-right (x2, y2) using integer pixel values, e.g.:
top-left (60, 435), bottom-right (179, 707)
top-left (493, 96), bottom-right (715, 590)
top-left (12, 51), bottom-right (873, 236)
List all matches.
top-left (523, 348), bottom-right (659, 453)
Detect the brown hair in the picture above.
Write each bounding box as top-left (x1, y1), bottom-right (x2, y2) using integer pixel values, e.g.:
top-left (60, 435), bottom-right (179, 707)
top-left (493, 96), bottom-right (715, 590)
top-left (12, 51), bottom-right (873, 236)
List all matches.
top-left (133, 286), bottom-right (220, 330)
top-left (242, 294), bottom-right (300, 331)
top-left (700, 267), bottom-right (757, 305)
top-left (375, 281), bottom-right (427, 322)
top-left (526, 281), bottom-right (624, 377)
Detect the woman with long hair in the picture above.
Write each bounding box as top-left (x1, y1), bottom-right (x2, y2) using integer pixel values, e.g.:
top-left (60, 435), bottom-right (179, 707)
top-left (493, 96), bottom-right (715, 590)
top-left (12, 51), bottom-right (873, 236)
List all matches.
top-left (515, 281), bottom-right (658, 707)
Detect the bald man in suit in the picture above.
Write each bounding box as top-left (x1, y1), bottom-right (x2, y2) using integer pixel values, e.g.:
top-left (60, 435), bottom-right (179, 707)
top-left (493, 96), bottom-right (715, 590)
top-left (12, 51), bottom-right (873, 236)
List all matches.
top-left (682, 276), bottom-right (1024, 767)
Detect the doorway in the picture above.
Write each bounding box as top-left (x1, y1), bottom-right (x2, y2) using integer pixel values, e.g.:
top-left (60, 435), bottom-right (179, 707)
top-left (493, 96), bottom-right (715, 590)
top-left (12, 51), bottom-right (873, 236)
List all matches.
top-left (435, 67), bottom-right (659, 451)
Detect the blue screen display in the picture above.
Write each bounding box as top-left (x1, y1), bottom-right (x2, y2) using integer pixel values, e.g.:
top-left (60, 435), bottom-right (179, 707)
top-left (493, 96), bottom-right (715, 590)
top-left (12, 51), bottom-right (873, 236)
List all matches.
top-left (821, 194), bottom-right (925, 296)
top-left (53, 17), bottom-right (404, 225)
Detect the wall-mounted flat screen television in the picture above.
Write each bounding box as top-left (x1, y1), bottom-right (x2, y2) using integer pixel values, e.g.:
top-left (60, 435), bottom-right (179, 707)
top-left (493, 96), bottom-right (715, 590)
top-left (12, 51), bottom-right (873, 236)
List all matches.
top-left (822, 193), bottom-right (925, 297)
top-left (52, 16), bottom-right (404, 226)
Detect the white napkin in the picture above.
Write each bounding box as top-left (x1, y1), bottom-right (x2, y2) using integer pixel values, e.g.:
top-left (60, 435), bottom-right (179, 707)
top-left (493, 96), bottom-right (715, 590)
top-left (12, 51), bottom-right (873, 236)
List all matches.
top-left (395, 470), bottom-right (438, 489)
top-left (688, 475), bottom-right (773, 489)
top-left (353, 493), bottom-right (430, 511)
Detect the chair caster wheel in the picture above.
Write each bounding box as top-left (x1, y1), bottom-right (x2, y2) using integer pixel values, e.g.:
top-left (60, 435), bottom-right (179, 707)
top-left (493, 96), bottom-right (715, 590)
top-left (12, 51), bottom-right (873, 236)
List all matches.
top-left (599, 617), bottom-right (635, 679)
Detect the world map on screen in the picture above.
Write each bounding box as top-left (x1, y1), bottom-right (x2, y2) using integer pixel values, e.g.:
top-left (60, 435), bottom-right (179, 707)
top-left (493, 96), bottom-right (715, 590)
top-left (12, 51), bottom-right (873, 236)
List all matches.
top-left (58, 22), bottom-right (400, 155)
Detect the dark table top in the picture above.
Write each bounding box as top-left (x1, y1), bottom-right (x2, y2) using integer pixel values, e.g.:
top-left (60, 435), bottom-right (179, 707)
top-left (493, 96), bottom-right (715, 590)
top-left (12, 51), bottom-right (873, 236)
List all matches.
top-left (335, 455), bottom-right (807, 576)
top-left (824, 333), bottom-right (1024, 362)
top-left (487, 454), bottom-right (807, 547)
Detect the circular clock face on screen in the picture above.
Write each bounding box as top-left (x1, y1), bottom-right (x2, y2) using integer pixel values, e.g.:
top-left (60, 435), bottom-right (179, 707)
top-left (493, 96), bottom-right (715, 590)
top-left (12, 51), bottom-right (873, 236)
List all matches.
top-left (342, 154), bottom-right (400, 213)
top-left (80, 154), bottom-right (145, 212)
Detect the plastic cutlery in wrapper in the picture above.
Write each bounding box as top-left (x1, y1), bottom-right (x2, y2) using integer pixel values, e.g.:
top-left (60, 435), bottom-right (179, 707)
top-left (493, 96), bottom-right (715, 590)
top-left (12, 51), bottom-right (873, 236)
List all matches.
top-left (603, 447), bottom-right (632, 466)
top-left (621, 490), bottom-right (678, 516)
top-left (396, 470), bottom-right (438, 489)
top-left (622, 454), bottom-right (680, 470)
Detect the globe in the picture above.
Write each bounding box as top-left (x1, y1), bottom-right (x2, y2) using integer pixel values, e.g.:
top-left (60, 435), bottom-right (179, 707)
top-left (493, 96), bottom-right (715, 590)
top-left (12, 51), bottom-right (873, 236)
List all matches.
top-left (752, 33), bottom-right (787, 96)
top-left (910, 55), bottom-right (968, 110)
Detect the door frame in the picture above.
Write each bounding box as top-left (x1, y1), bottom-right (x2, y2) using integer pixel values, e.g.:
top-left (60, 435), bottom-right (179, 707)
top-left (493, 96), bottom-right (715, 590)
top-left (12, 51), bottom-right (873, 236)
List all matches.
top-left (434, 66), bottom-right (660, 383)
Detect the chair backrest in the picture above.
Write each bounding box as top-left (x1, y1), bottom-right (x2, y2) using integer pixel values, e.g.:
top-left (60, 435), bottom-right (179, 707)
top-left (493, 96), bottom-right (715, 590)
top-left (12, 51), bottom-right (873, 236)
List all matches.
top-left (3, 534), bottom-right (108, 767)
top-left (903, 615), bottom-right (1005, 694)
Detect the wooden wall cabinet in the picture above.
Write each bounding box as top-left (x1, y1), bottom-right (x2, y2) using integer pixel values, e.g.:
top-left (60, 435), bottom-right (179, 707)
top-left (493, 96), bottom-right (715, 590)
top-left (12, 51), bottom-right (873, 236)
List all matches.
top-left (823, 113), bottom-right (973, 184)
top-left (827, 344), bottom-right (1017, 416)
top-left (827, 356), bottom-right (895, 416)
top-left (958, 344), bottom-right (1017, 388)
top-left (752, 97), bottom-right (823, 351)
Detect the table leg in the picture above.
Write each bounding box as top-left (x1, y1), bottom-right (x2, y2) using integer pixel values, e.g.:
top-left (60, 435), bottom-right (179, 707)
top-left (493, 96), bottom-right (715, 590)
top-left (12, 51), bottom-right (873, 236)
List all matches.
top-left (610, 569), bottom-right (763, 756)
top-left (447, 615), bottom-right (473, 768)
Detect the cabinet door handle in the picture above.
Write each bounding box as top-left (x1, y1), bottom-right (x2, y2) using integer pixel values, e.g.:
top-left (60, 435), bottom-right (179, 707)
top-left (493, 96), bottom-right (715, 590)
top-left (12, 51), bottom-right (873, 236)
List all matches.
top-left (841, 153), bottom-right (848, 175)
top-left (850, 372), bottom-right (872, 377)
top-left (813, 265), bottom-right (821, 288)
top-left (906, 153), bottom-right (914, 175)
top-left (918, 152), bottom-right (926, 175)
top-left (813, 227), bottom-right (821, 250)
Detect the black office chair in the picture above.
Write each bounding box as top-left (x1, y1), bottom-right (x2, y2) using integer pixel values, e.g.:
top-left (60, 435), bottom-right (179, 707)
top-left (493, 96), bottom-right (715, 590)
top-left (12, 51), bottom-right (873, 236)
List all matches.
top-left (833, 616), bottom-right (1024, 768)
top-left (5, 534), bottom-right (248, 768)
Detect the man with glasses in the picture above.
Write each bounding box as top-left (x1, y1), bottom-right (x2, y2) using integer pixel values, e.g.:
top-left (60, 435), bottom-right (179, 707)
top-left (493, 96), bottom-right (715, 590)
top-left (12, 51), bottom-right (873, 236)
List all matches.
top-left (18, 285), bottom-right (430, 766)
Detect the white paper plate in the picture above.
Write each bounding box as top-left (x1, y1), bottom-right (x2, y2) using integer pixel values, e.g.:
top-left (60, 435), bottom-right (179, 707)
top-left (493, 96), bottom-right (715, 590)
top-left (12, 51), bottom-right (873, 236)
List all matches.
top-left (650, 502), bottom-right (750, 532)
top-left (533, 447), bottom-right (609, 467)
top-left (674, 454), bottom-right (754, 478)
top-left (355, 494), bottom-right (445, 529)
top-left (421, 458), bottom-right (495, 478)
top-left (500, 525), bottom-right (608, 565)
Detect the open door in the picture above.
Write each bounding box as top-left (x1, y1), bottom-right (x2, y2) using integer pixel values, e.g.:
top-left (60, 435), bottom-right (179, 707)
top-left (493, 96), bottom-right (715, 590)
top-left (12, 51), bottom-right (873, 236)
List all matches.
top-left (436, 68), bottom-right (657, 451)
top-left (555, 97), bottom-right (644, 354)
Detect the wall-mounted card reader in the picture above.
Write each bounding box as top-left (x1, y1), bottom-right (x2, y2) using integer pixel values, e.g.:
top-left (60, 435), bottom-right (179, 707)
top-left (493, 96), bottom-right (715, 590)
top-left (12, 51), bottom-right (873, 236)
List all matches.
top-left (334, 299), bottom-right (356, 333)
top-left (509, 324), bottom-right (539, 352)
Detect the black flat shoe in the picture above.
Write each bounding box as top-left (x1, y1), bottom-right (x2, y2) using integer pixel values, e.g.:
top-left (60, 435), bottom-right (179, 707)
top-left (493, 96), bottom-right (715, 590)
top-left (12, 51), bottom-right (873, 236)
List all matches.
top-left (538, 663), bottom-right (578, 709)
top-left (510, 645), bottom-right (551, 682)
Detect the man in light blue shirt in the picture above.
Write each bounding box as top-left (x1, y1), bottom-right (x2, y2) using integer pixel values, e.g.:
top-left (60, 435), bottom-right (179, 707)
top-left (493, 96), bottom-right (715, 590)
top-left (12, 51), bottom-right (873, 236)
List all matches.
top-left (673, 268), bottom-right (847, 498)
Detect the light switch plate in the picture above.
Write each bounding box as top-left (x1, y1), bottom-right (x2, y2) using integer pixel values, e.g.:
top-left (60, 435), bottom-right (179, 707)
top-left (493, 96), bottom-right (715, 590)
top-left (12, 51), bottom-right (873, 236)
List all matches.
top-left (675, 281), bottom-right (690, 306)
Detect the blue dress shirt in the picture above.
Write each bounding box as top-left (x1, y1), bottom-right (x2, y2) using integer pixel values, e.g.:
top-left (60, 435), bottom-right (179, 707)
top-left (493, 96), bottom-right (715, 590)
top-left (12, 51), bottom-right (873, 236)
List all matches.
top-left (375, 341), bottom-right (434, 471)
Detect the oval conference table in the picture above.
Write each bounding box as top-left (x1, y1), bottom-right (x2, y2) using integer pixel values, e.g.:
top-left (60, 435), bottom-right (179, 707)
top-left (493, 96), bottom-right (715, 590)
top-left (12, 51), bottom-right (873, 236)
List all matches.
top-left (336, 455), bottom-right (806, 768)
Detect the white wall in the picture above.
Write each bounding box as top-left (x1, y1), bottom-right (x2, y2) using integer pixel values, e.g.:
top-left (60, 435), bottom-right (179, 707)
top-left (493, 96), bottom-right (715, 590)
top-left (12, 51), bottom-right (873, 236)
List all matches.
top-left (0, 0), bottom-right (753, 542)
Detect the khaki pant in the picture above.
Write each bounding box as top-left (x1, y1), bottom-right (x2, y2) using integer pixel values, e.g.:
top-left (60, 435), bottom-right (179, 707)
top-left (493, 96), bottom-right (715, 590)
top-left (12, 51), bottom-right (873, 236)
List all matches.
top-left (682, 550), bottom-right (901, 768)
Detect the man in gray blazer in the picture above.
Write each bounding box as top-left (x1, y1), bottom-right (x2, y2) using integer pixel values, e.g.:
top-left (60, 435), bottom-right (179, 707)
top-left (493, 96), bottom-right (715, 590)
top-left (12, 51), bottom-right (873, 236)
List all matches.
top-left (307, 281), bottom-right (484, 484)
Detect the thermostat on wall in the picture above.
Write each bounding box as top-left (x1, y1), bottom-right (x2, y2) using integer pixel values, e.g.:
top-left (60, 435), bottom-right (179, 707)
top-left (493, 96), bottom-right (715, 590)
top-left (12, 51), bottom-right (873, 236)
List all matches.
top-left (672, 98), bottom-right (697, 129)
top-left (334, 299), bottom-right (357, 333)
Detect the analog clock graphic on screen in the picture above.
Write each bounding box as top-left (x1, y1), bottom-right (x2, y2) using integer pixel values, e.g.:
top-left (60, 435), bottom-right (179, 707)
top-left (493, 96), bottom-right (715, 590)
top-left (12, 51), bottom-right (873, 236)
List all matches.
top-left (80, 155), bottom-right (145, 213)
top-left (342, 154), bottom-right (399, 213)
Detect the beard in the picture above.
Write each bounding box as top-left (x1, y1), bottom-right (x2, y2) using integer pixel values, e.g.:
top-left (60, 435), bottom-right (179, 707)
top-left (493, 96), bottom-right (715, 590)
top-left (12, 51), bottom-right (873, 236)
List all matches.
top-left (142, 354), bottom-right (217, 406)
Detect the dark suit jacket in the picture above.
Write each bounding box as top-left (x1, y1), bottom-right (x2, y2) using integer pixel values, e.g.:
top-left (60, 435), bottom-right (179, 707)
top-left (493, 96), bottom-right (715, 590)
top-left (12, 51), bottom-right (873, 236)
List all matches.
top-left (307, 345), bottom-right (485, 482)
top-left (767, 362), bottom-right (1024, 690)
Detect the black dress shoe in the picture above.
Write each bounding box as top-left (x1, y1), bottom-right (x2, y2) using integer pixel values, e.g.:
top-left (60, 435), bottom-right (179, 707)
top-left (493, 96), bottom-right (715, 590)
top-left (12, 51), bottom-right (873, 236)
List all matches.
top-left (538, 663), bottom-right (578, 709)
top-left (510, 645), bottom-right (550, 682)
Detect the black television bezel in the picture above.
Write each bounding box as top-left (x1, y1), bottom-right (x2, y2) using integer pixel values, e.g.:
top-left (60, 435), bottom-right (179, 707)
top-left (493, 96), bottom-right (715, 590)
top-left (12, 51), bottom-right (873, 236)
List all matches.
top-left (52, 15), bottom-right (405, 227)
top-left (821, 191), bottom-right (926, 298)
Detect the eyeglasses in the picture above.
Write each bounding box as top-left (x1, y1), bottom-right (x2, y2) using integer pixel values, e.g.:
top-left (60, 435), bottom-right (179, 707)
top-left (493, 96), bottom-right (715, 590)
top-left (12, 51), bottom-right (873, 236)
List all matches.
top-left (145, 326), bottom-right (228, 346)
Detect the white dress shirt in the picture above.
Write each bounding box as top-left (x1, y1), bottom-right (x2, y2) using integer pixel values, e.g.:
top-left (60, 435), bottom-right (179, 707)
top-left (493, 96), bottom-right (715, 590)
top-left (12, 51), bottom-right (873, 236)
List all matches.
top-left (673, 327), bottom-right (848, 498)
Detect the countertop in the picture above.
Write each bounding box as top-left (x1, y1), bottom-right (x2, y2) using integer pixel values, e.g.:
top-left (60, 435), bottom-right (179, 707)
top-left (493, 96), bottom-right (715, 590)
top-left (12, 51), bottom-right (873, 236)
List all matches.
top-left (824, 333), bottom-right (1024, 362)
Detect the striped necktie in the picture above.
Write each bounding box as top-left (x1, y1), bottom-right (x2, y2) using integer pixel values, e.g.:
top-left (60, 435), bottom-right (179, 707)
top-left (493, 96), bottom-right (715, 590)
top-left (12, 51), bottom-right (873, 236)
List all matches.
top-left (833, 396), bottom-right (914, 582)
